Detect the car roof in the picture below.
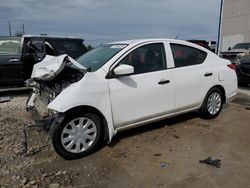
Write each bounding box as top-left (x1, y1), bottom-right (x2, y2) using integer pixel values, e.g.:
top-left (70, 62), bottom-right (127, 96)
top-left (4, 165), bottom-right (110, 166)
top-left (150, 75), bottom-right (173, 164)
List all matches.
top-left (110, 38), bottom-right (195, 45)
top-left (23, 35), bottom-right (84, 40)
top-left (0, 36), bottom-right (21, 39)
top-left (109, 38), bottom-right (207, 50)
top-left (0, 35), bottom-right (84, 41)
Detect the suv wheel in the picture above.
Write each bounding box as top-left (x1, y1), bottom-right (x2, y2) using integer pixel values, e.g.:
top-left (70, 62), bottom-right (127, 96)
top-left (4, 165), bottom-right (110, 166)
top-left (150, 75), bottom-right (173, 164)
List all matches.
top-left (200, 88), bottom-right (223, 119)
top-left (49, 112), bottom-right (102, 160)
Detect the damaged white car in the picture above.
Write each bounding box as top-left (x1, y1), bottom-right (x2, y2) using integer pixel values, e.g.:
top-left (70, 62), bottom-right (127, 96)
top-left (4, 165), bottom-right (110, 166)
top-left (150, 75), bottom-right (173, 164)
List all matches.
top-left (27, 39), bottom-right (238, 159)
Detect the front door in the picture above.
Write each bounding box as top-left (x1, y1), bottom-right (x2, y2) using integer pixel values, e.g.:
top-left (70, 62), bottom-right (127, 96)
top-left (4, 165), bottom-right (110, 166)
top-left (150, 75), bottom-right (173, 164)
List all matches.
top-left (0, 37), bottom-right (23, 86)
top-left (22, 37), bottom-right (46, 80)
top-left (109, 43), bottom-right (175, 128)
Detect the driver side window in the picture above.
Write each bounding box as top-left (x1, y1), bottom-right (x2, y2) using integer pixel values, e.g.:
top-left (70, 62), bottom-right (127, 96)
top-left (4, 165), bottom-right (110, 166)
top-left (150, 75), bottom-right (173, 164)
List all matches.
top-left (119, 43), bottom-right (166, 74)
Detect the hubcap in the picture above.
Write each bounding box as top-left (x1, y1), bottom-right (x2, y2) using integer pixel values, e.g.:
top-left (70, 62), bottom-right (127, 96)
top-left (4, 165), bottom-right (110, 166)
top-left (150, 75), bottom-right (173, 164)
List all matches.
top-left (61, 117), bottom-right (97, 153)
top-left (207, 92), bottom-right (222, 115)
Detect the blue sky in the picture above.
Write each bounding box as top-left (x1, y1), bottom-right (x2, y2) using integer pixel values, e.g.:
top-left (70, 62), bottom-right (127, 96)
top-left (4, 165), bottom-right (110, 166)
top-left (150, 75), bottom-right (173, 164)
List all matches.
top-left (0, 0), bottom-right (221, 46)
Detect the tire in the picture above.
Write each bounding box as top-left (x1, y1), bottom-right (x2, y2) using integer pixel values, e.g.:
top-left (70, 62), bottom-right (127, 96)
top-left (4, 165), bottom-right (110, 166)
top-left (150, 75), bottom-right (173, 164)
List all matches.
top-left (199, 88), bottom-right (223, 119)
top-left (49, 112), bottom-right (102, 160)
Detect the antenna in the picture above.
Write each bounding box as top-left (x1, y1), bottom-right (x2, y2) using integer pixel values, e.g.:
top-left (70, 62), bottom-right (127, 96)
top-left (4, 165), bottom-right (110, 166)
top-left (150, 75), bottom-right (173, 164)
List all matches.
top-left (22, 23), bottom-right (25, 34)
top-left (8, 21), bottom-right (12, 36)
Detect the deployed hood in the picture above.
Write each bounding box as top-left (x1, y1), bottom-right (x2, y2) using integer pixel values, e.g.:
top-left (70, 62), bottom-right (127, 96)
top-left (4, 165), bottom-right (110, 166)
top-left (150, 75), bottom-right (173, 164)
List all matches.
top-left (31, 54), bottom-right (86, 81)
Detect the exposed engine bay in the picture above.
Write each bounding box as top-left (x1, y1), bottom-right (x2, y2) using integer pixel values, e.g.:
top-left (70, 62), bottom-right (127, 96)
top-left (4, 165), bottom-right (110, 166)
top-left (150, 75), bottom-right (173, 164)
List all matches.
top-left (34, 66), bottom-right (84, 103)
top-left (26, 54), bottom-right (86, 118)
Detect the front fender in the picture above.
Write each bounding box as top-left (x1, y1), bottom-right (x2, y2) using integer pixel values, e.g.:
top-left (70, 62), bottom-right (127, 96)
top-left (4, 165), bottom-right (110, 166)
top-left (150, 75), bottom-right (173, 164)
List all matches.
top-left (47, 74), bottom-right (116, 142)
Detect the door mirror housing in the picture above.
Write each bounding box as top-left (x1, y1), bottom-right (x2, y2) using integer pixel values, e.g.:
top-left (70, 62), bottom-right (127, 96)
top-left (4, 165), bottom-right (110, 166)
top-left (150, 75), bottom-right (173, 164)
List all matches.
top-left (114, 64), bottom-right (134, 76)
top-left (106, 64), bottom-right (134, 78)
top-left (228, 47), bottom-right (231, 51)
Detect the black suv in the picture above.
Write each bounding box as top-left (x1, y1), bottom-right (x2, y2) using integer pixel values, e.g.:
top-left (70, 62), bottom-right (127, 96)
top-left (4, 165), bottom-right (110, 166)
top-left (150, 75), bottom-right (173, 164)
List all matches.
top-left (236, 55), bottom-right (250, 86)
top-left (0, 35), bottom-right (87, 87)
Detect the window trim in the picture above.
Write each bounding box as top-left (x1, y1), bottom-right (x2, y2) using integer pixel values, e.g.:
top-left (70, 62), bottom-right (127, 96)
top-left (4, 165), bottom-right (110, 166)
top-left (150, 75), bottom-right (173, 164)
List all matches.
top-left (170, 43), bottom-right (208, 69)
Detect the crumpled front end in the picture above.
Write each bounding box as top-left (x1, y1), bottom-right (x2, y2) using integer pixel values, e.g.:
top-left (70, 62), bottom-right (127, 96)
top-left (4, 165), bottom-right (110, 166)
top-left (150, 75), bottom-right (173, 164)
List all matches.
top-left (26, 54), bottom-right (86, 129)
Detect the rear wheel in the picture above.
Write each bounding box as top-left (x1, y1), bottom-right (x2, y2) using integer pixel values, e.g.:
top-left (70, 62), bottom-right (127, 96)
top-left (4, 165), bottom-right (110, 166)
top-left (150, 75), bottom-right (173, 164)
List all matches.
top-left (200, 88), bottom-right (223, 119)
top-left (49, 112), bottom-right (102, 160)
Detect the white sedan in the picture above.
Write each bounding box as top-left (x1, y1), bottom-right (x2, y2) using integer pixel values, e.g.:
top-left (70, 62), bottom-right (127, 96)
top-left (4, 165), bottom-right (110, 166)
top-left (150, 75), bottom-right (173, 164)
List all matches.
top-left (27, 39), bottom-right (237, 159)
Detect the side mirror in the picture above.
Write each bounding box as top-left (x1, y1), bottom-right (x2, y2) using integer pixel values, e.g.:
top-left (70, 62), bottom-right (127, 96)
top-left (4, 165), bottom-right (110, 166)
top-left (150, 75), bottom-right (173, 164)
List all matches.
top-left (228, 47), bottom-right (231, 51)
top-left (113, 64), bottom-right (134, 77)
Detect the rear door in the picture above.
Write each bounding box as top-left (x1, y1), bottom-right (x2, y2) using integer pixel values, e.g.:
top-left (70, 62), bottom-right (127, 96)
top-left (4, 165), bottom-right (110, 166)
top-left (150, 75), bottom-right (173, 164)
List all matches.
top-left (169, 43), bottom-right (213, 110)
top-left (0, 37), bottom-right (23, 86)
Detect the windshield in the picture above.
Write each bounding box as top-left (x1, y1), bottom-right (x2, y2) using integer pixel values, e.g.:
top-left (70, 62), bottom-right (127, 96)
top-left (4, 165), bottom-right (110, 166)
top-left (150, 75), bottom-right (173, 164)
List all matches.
top-left (0, 37), bottom-right (21, 54)
top-left (233, 43), bottom-right (250, 50)
top-left (77, 44), bottom-right (127, 72)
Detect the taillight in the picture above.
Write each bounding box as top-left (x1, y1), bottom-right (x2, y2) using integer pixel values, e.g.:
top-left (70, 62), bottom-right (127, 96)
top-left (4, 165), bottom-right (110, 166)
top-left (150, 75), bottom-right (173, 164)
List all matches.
top-left (227, 64), bottom-right (236, 71)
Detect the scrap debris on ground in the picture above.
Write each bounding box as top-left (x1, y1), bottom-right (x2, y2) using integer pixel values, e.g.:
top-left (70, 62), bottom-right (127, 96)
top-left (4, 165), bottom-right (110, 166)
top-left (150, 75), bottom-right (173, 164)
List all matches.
top-left (199, 157), bottom-right (221, 168)
top-left (0, 96), bottom-right (12, 103)
top-left (0, 92), bottom-right (250, 187)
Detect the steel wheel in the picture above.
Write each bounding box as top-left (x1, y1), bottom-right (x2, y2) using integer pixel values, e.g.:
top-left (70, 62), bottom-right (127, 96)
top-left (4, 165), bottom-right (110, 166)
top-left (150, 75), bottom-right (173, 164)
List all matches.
top-left (61, 117), bottom-right (97, 153)
top-left (207, 91), bottom-right (222, 115)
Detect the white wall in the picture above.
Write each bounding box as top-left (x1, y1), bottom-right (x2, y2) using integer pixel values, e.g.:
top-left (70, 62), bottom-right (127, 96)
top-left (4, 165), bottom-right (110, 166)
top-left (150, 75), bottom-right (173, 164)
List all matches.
top-left (220, 0), bottom-right (250, 51)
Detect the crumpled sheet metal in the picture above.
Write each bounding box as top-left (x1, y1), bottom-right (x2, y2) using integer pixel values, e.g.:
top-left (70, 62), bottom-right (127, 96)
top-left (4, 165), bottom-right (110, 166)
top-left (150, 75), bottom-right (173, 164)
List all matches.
top-left (31, 54), bottom-right (85, 81)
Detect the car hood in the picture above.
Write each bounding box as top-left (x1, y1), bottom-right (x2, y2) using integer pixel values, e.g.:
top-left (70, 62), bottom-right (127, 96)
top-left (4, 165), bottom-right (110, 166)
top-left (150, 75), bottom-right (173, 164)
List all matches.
top-left (31, 54), bottom-right (86, 81)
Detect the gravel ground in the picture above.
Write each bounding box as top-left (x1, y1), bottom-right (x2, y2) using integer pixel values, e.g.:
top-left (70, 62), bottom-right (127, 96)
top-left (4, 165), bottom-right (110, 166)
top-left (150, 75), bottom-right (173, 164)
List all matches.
top-left (0, 91), bottom-right (250, 188)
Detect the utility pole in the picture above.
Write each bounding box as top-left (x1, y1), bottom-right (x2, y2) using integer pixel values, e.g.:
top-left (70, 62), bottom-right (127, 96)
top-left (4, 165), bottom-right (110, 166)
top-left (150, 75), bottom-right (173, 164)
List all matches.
top-left (8, 21), bottom-right (12, 36)
top-left (217, 0), bottom-right (224, 54)
top-left (22, 23), bottom-right (25, 34)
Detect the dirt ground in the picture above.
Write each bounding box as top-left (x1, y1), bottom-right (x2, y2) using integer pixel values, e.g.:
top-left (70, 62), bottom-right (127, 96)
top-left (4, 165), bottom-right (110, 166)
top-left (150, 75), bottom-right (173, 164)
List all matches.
top-left (0, 90), bottom-right (250, 188)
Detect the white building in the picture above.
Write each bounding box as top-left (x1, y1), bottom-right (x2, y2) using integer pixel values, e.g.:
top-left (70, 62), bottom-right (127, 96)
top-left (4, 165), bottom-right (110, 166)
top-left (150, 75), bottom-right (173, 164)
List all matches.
top-left (220, 0), bottom-right (250, 51)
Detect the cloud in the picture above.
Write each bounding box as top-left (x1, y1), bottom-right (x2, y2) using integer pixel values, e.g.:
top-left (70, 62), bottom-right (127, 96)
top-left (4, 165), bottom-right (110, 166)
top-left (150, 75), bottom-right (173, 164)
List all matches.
top-left (0, 0), bottom-right (221, 45)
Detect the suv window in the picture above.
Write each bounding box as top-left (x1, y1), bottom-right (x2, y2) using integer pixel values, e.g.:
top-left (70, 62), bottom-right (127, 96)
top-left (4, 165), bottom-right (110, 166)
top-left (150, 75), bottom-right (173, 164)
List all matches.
top-left (48, 39), bottom-right (87, 59)
top-left (27, 40), bottom-right (45, 54)
top-left (120, 43), bottom-right (166, 74)
top-left (170, 44), bottom-right (207, 68)
top-left (0, 37), bottom-right (21, 54)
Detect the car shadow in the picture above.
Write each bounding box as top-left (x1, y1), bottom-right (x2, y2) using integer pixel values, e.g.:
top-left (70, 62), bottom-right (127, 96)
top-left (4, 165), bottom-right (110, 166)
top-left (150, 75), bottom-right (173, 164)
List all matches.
top-left (239, 86), bottom-right (250, 90)
top-left (108, 111), bottom-right (198, 148)
top-left (0, 88), bottom-right (31, 97)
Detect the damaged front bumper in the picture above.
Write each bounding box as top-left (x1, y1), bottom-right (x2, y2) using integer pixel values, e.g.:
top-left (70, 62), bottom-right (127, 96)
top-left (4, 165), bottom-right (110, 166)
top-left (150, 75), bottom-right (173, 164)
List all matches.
top-left (26, 89), bottom-right (58, 131)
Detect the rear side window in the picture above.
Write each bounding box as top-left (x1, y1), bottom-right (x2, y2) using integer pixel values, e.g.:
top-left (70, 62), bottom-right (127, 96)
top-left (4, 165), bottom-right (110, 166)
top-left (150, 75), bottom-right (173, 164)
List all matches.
top-left (170, 44), bottom-right (207, 68)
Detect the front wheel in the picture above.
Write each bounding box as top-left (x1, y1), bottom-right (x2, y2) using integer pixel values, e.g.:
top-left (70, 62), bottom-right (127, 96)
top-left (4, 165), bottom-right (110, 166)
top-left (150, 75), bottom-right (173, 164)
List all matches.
top-left (199, 88), bottom-right (223, 119)
top-left (49, 112), bottom-right (102, 160)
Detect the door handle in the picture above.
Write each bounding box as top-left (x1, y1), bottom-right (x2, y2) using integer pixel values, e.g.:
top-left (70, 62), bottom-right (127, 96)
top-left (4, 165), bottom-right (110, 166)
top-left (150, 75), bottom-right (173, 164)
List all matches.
top-left (204, 72), bottom-right (213, 77)
top-left (158, 80), bottom-right (170, 85)
top-left (8, 58), bottom-right (19, 63)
